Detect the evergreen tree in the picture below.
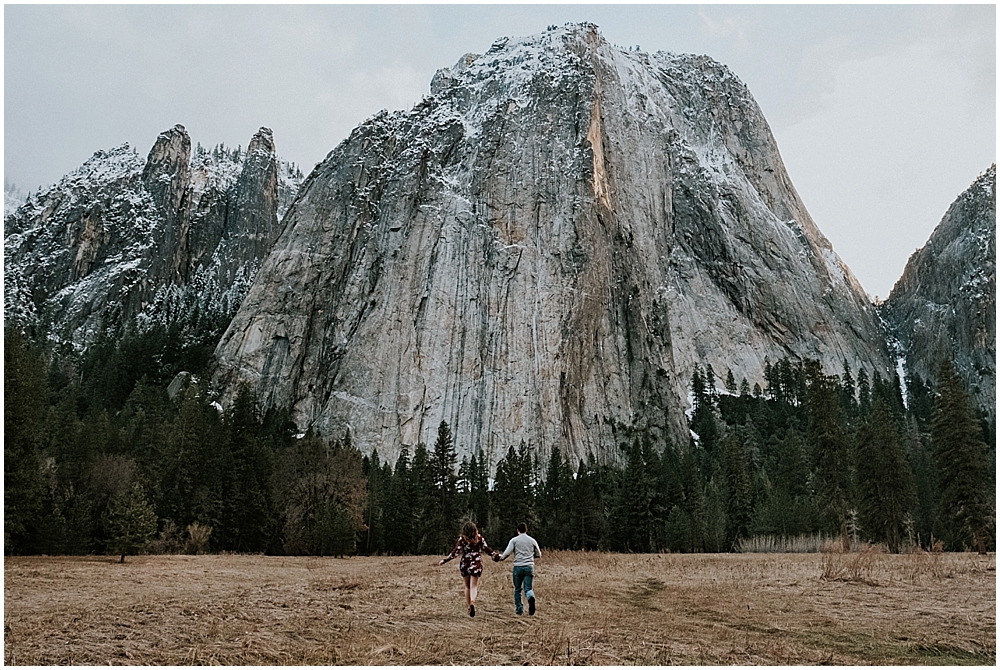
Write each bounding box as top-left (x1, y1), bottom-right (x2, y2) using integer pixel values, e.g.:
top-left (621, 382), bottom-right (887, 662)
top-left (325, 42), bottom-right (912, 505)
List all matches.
top-left (691, 364), bottom-right (706, 402)
top-left (489, 443), bottom-right (535, 544)
top-left (273, 431), bottom-right (366, 556)
top-left (4, 329), bottom-right (50, 554)
top-left (704, 364), bottom-right (718, 398)
top-left (856, 368), bottom-right (871, 416)
top-left (871, 371), bottom-right (906, 427)
top-left (931, 359), bottom-right (993, 552)
top-left (904, 417), bottom-right (941, 547)
top-left (457, 456), bottom-right (472, 514)
top-left (384, 447), bottom-right (414, 554)
top-left (608, 437), bottom-right (663, 552)
top-left (360, 451), bottom-right (391, 555)
top-left (657, 444), bottom-right (685, 516)
top-left (722, 432), bottom-right (752, 551)
top-left (675, 448), bottom-right (707, 552)
top-left (690, 365), bottom-right (719, 454)
top-left (41, 382), bottom-right (95, 554)
top-left (725, 369), bottom-right (738, 395)
top-left (702, 476), bottom-right (728, 552)
top-left (119, 378), bottom-right (171, 489)
top-left (840, 360), bottom-right (857, 417)
top-left (664, 504), bottom-right (695, 552)
top-left (805, 360), bottom-right (852, 542)
top-left (856, 398), bottom-right (917, 552)
top-left (220, 384), bottom-right (276, 552)
top-left (160, 386), bottom-right (226, 535)
top-left (103, 481), bottom-right (158, 562)
top-left (753, 429), bottom-right (817, 537)
top-left (409, 442), bottom-right (434, 553)
top-left (467, 453), bottom-right (491, 528)
top-left (568, 459), bottom-right (602, 550)
top-left (537, 446), bottom-right (573, 548)
top-left (427, 421), bottom-right (460, 553)
top-left (904, 372), bottom-right (934, 433)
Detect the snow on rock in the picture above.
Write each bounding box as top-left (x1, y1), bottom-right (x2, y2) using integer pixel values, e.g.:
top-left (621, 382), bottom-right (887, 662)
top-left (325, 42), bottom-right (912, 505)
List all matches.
top-left (4, 125), bottom-right (304, 349)
top-left (882, 164), bottom-right (996, 416)
top-left (213, 23), bottom-right (894, 467)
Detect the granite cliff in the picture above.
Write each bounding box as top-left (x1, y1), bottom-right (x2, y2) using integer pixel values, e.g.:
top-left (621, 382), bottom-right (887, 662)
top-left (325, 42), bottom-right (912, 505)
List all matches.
top-left (213, 24), bottom-right (893, 467)
top-left (4, 125), bottom-right (302, 347)
top-left (883, 165), bottom-right (996, 416)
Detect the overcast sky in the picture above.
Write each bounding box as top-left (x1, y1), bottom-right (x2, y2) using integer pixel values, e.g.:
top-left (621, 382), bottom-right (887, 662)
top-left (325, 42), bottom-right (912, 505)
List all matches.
top-left (4, 4), bottom-right (995, 299)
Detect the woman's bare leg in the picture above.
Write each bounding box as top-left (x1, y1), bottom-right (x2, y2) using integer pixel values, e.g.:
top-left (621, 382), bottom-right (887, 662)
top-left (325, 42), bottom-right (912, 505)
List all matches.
top-left (468, 575), bottom-right (479, 605)
top-left (463, 575), bottom-right (473, 606)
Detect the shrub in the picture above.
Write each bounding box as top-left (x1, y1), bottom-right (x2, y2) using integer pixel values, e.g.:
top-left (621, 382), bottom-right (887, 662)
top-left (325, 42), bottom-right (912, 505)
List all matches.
top-left (185, 522), bottom-right (212, 555)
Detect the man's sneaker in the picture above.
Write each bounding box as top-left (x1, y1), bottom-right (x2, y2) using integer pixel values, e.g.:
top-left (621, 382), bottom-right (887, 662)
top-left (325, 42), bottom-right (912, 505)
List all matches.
top-left (469, 604), bottom-right (475, 617)
top-left (528, 596), bottom-right (536, 615)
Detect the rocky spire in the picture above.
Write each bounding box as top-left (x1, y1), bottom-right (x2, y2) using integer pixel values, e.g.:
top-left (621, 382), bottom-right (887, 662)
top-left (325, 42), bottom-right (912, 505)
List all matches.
top-left (222, 127), bottom-right (281, 283)
top-left (4, 124), bottom-right (300, 347)
top-left (142, 123), bottom-right (191, 221)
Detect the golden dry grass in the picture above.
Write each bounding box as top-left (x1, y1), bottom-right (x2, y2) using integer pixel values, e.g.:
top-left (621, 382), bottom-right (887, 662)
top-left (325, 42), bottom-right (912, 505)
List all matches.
top-left (4, 550), bottom-right (995, 665)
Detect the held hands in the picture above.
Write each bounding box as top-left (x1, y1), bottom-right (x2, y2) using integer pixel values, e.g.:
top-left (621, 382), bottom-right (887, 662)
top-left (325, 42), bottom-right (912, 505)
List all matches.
top-left (492, 554), bottom-right (502, 562)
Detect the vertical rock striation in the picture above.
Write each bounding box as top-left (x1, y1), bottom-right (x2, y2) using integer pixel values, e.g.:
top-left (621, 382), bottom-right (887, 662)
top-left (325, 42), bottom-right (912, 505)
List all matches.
top-left (213, 24), bottom-right (893, 467)
top-left (883, 165), bottom-right (996, 416)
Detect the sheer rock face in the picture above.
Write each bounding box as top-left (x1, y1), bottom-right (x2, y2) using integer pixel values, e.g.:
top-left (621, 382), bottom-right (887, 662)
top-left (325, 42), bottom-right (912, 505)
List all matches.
top-left (4, 125), bottom-right (299, 346)
top-left (883, 165), bottom-right (996, 415)
top-left (213, 24), bottom-right (893, 467)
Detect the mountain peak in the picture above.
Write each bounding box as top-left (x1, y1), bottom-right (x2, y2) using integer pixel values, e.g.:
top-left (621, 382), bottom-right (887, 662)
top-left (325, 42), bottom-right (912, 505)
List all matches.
top-left (883, 165), bottom-right (996, 414)
top-left (212, 26), bottom-right (892, 465)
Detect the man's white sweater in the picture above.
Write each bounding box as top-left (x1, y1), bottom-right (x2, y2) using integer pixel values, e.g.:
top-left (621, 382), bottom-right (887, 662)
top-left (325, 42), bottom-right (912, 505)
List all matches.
top-left (500, 533), bottom-right (542, 567)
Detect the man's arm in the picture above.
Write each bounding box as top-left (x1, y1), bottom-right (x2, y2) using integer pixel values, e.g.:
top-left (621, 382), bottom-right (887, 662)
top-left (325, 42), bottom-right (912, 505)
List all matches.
top-left (533, 538), bottom-right (541, 559)
top-left (499, 537), bottom-right (515, 560)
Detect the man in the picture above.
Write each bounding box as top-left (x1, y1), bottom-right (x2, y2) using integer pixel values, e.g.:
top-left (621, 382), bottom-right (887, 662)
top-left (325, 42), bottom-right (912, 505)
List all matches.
top-left (494, 522), bottom-right (541, 615)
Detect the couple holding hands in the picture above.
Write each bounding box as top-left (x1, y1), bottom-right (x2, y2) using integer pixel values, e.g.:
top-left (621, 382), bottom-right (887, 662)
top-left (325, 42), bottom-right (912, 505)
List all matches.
top-left (438, 521), bottom-right (541, 618)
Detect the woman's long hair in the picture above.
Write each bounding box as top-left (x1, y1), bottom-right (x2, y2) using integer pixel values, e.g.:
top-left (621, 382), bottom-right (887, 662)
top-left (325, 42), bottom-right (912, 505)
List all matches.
top-left (461, 521), bottom-right (479, 545)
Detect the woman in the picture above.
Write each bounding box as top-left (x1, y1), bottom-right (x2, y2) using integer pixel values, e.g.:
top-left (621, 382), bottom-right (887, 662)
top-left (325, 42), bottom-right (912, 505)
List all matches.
top-left (438, 521), bottom-right (497, 617)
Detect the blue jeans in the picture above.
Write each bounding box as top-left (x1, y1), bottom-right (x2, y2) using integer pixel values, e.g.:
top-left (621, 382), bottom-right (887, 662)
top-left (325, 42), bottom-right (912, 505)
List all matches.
top-left (512, 565), bottom-right (534, 614)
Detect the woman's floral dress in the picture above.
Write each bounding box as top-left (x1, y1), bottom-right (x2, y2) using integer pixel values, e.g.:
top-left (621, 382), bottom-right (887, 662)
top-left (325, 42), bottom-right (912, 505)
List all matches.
top-left (442, 534), bottom-right (496, 577)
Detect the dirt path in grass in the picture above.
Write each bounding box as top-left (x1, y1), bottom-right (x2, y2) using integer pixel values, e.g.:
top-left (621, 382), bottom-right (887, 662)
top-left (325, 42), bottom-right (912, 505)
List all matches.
top-left (4, 550), bottom-right (994, 665)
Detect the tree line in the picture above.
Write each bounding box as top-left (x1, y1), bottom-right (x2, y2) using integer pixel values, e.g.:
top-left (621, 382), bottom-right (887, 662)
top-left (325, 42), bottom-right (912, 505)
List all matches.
top-left (5, 326), bottom-right (995, 558)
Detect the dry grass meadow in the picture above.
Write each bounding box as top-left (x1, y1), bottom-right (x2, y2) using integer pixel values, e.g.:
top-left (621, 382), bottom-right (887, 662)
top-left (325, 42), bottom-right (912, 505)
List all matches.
top-left (4, 549), bottom-right (995, 665)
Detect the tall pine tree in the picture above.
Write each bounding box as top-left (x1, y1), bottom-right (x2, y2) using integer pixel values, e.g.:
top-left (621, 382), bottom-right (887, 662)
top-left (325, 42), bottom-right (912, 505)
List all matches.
top-left (409, 442), bottom-right (435, 553)
top-left (427, 421), bottom-right (460, 553)
top-left (856, 397), bottom-right (917, 552)
top-left (220, 384), bottom-right (276, 552)
top-left (931, 359), bottom-right (993, 553)
top-left (384, 447), bottom-right (415, 554)
top-left (608, 437), bottom-right (664, 552)
top-left (537, 446), bottom-right (573, 548)
top-left (4, 329), bottom-right (50, 554)
top-left (467, 453), bottom-right (491, 529)
top-left (722, 432), bottom-right (752, 551)
top-left (568, 459), bottom-right (603, 550)
top-left (489, 443), bottom-right (535, 543)
top-left (805, 359), bottom-right (852, 544)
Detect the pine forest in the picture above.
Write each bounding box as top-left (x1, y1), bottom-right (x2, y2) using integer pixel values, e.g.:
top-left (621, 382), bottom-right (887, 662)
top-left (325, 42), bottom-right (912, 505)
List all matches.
top-left (5, 322), bottom-right (994, 560)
